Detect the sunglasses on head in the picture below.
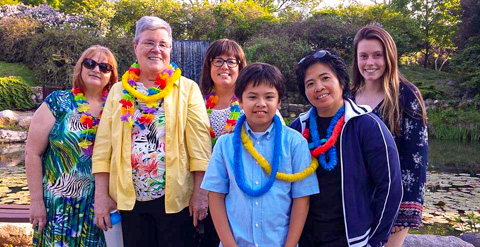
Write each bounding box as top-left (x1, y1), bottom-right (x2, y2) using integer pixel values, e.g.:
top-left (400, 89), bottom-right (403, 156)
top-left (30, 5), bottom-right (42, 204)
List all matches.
top-left (298, 50), bottom-right (331, 65)
top-left (82, 58), bottom-right (113, 74)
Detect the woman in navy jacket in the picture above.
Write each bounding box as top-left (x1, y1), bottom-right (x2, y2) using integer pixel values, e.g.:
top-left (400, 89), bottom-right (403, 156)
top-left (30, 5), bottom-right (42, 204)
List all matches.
top-left (289, 48), bottom-right (402, 247)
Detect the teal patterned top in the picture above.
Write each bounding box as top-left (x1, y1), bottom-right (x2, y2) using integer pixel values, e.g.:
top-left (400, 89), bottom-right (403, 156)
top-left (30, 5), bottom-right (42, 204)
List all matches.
top-left (33, 90), bottom-right (105, 247)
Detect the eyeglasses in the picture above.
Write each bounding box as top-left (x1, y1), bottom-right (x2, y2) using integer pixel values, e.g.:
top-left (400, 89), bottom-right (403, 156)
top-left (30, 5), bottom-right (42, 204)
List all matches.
top-left (211, 58), bottom-right (239, 68)
top-left (82, 58), bottom-right (113, 73)
top-left (298, 50), bottom-right (331, 65)
top-left (141, 40), bottom-right (171, 50)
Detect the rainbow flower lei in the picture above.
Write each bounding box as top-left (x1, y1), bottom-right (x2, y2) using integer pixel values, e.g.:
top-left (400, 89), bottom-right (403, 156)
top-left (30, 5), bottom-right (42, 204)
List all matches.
top-left (233, 114), bottom-right (281, 197)
top-left (120, 62), bottom-right (181, 127)
top-left (205, 90), bottom-right (241, 146)
top-left (71, 88), bottom-right (107, 156)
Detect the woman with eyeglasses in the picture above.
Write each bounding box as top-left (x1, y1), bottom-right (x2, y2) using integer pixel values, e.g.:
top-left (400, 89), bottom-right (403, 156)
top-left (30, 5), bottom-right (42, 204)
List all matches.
top-left (92, 16), bottom-right (212, 246)
top-left (196, 38), bottom-right (247, 247)
top-left (289, 48), bottom-right (402, 247)
top-left (351, 26), bottom-right (428, 247)
top-left (26, 45), bottom-right (118, 246)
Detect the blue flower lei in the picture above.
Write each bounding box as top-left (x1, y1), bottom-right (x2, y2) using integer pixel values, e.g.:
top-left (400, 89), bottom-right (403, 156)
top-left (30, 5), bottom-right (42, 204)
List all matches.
top-left (309, 106), bottom-right (345, 171)
top-left (232, 114), bottom-right (282, 197)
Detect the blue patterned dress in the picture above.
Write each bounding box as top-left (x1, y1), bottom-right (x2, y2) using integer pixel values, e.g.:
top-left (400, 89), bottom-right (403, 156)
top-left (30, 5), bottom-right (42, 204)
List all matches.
top-left (354, 82), bottom-right (428, 228)
top-left (33, 90), bottom-right (105, 246)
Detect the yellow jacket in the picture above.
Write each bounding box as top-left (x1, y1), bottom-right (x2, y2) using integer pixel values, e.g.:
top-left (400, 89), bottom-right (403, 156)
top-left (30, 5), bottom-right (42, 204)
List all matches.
top-left (92, 76), bottom-right (212, 213)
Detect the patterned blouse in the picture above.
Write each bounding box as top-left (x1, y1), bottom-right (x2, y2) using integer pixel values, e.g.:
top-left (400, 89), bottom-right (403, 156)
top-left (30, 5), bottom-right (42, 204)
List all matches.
top-left (130, 82), bottom-right (167, 201)
top-left (355, 81), bottom-right (428, 228)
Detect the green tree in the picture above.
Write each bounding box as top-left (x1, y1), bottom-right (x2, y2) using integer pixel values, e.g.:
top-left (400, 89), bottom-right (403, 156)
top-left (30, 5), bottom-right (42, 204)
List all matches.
top-left (184, 0), bottom-right (277, 43)
top-left (18, 0), bottom-right (59, 8)
top-left (59, 0), bottom-right (115, 36)
top-left (314, 4), bottom-right (422, 57)
top-left (390, 0), bottom-right (460, 69)
top-left (109, 0), bottom-right (185, 39)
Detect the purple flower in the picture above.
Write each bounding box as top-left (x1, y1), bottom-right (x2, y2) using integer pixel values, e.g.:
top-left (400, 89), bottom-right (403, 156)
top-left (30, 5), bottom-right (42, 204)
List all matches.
top-left (143, 107), bottom-right (157, 114)
top-left (82, 146), bottom-right (93, 156)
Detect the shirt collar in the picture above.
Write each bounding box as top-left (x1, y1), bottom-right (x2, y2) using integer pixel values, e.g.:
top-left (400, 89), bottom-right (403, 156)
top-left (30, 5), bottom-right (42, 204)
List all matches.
top-left (244, 120), bottom-right (275, 141)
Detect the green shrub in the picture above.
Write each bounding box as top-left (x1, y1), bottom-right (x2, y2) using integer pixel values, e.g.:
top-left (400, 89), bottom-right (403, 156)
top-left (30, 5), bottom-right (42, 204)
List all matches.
top-left (451, 35), bottom-right (480, 98)
top-left (102, 36), bottom-right (136, 76)
top-left (0, 17), bottom-right (42, 63)
top-left (0, 76), bottom-right (35, 111)
top-left (245, 34), bottom-right (310, 95)
top-left (428, 107), bottom-right (480, 143)
top-left (25, 27), bottom-right (102, 87)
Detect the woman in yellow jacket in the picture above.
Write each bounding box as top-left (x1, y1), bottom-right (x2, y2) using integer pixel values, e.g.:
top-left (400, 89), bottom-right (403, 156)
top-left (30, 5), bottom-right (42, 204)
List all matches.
top-left (92, 16), bottom-right (212, 246)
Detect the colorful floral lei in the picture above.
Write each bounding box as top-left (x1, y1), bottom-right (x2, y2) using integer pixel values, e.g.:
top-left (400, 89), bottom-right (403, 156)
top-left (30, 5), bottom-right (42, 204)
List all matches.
top-left (119, 62), bottom-right (181, 127)
top-left (71, 87), bottom-right (107, 156)
top-left (205, 90), bottom-right (241, 145)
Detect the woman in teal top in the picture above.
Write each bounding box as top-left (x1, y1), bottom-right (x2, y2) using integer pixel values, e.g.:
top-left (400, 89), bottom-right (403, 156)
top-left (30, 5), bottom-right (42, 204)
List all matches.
top-left (25, 45), bottom-right (118, 246)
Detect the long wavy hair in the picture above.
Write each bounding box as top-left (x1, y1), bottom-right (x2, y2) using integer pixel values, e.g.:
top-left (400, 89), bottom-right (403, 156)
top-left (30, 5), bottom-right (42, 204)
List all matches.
top-left (199, 39), bottom-right (247, 96)
top-left (352, 26), bottom-right (426, 135)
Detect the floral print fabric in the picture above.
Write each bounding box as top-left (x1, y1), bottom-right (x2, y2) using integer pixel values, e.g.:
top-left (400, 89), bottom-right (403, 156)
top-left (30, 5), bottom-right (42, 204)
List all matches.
top-left (366, 82), bottom-right (428, 228)
top-left (34, 90), bottom-right (105, 247)
top-left (131, 83), bottom-right (166, 201)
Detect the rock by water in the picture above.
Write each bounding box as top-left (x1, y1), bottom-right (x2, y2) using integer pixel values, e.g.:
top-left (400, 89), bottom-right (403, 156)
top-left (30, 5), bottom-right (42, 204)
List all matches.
top-left (0, 110), bottom-right (20, 126)
top-left (460, 233), bottom-right (480, 247)
top-left (403, 234), bottom-right (474, 247)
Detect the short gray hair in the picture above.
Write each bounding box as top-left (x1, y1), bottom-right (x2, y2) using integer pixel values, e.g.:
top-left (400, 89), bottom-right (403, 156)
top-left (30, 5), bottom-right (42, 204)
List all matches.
top-left (134, 16), bottom-right (172, 43)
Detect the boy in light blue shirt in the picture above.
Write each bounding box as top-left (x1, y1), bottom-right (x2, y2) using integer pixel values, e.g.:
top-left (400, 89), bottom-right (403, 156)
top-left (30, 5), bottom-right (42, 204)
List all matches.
top-left (201, 62), bottom-right (319, 247)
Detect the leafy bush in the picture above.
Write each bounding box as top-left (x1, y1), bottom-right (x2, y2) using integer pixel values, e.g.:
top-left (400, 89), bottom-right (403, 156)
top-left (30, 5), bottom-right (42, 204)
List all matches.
top-left (25, 27), bottom-right (102, 87)
top-left (450, 35), bottom-right (480, 97)
top-left (102, 36), bottom-right (136, 76)
top-left (245, 34), bottom-right (310, 95)
top-left (0, 76), bottom-right (35, 111)
top-left (428, 107), bottom-right (480, 143)
top-left (0, 17), bottom-right (42, 62)
top-left (244, 16), bottom-right (358, 102)
top-left (314, 4), bottom-right (422, 58)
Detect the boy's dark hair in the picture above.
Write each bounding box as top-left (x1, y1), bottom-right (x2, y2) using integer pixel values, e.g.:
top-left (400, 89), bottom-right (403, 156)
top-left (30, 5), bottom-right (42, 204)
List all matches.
top-left (296, 48), bottom-right (350, 102)
top-left (234, 62), bottom-right (286, 101)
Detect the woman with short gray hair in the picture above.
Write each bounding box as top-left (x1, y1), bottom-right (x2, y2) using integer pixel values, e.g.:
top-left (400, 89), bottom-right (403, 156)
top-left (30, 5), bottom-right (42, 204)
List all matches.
top-left (92, 16), bottom-right (212, 246)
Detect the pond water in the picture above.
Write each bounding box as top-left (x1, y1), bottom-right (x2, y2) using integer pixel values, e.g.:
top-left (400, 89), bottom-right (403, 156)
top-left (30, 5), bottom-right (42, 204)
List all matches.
top-left (0, 139), bottom-right (479, 233)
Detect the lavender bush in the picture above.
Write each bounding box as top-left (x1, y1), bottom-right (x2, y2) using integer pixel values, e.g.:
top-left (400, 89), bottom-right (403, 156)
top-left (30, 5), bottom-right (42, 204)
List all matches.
top-left (0, 3), bottom-right (94, 31)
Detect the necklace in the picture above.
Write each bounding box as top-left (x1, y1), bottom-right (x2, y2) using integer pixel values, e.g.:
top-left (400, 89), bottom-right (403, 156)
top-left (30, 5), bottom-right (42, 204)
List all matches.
top-left (120, 62), bottom-right (181, 127)
top-left (241, 127), bottom-right (319, 182)
top-left (305, 107), bottom-right (345, 171)
top-left (233, 114), bottom-right (281, 197)
top-left (205, 90), bottom-right (241, 145)
top-left (71, 88), bottom-right (107, 156)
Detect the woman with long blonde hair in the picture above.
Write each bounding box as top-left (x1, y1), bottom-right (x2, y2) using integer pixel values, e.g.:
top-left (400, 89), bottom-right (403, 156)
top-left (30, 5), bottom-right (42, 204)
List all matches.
top-left (351, 25), bottom-right (428, 247)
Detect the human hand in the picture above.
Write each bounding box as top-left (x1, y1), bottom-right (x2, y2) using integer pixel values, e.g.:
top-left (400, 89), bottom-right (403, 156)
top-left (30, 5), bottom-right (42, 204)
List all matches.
top-left (94, 194), bottom-right (117, 231)
top-left (189, 188), bottom-right (208, 227)
top-left (29, 200), bottom-right (47, 232)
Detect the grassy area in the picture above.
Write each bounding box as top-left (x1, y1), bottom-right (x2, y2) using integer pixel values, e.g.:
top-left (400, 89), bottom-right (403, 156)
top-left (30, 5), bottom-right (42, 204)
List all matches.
top-left (0, 61), bottom-right (39, 87)
top-left (428, 107), bottom-right (480, 143)
top-left (400, 66), bottom-right (461, 100)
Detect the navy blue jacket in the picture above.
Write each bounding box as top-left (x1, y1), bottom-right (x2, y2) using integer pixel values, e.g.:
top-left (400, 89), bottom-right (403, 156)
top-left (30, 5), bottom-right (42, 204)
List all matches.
top-left (289, 99), bottom-right (402, 247)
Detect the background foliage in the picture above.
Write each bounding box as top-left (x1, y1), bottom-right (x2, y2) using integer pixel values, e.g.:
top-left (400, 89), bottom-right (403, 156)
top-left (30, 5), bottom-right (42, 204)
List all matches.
top-left (0, 76), bottom-right (35, 111)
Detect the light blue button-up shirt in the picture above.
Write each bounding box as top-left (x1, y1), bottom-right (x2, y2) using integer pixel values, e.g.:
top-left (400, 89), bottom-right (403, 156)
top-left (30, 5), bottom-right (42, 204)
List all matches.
top-left (201, 121), bottom-right (319, 247)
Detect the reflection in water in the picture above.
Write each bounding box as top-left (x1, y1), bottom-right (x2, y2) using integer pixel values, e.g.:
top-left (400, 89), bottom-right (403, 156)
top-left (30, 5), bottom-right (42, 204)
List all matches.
top-left (0, 143), bottom-right (25, 167)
